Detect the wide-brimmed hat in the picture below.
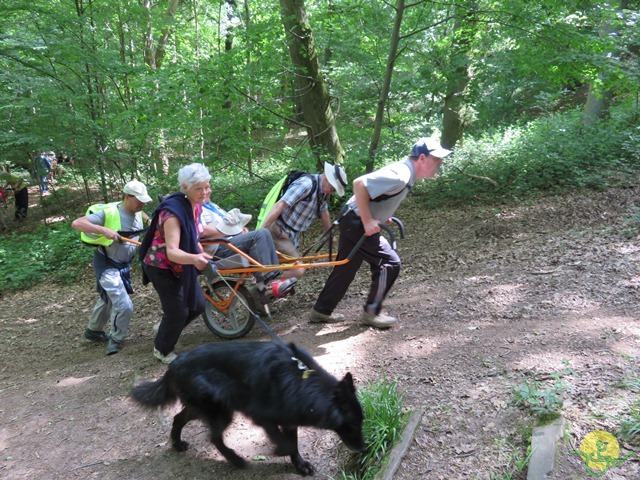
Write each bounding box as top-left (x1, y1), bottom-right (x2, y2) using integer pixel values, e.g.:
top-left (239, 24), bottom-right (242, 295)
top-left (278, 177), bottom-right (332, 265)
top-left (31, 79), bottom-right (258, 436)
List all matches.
top-left (410, 137), bottom-right (451, 159)
top-left (123, 179), bottom-right (152, 203)
top-left (323, 162), bottom-right (348, 197)
top-left (215, 208), bottom-right (252, 236)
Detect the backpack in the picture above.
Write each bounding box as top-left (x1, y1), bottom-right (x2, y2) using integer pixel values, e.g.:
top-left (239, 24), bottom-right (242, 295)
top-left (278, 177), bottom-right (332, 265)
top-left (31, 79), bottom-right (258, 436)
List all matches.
top-left (256, 170), bottom-right (317, 229)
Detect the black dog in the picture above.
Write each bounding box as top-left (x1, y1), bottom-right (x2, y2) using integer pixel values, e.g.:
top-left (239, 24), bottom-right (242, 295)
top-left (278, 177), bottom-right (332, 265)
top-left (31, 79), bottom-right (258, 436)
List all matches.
top-left (130, 341), bottom-right (366, 475)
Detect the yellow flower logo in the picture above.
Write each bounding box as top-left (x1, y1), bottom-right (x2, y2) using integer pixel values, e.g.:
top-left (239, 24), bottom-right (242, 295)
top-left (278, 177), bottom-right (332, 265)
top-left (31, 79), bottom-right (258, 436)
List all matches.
top-left (571, 430), bottom-right (636, 476)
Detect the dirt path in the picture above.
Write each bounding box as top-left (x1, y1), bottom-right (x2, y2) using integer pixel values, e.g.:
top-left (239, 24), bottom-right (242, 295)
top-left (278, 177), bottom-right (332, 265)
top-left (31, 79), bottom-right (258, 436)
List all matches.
top-left (1, 187), bottom-right (639, 479)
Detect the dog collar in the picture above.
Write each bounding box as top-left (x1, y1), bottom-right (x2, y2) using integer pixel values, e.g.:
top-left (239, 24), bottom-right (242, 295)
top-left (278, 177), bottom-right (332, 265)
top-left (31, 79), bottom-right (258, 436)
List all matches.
top-left (291, 356), bottom-right (315, 379)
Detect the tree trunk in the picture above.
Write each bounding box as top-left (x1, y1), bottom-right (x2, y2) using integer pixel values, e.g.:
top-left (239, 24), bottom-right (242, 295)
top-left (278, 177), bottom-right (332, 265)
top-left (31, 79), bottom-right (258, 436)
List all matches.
top-left (441, 4), bottom-right (474, 150)
top-left (222, 0), bottom-right (238, 109)
top-left (582, 1), bottom-right (626, 126)
top-left (367, 0), bottom-right (405, 173)
top-left (583, 73), bottom-right (611, 126)
top-left (142, 0), bottom-right (181, 70)
top-left (279, 0), bottom-right (344, 167)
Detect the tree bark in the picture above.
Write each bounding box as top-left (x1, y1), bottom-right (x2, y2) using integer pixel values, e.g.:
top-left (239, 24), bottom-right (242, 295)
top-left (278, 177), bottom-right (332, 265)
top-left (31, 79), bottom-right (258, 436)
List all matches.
top-left (583, 73), bottom-right (611, 126)
top-left (279, 0), bottom-right (344, 166)
top-left (142, 0), bottom-right (181, 70)
top-left (441, 4), bottom-right (474, 150)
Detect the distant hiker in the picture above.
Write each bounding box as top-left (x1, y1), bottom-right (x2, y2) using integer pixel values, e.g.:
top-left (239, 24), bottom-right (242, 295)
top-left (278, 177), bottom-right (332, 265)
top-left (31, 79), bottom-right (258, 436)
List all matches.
top-left (310, 137), bottom-right (451, 328)
top-left (0, 171), bottom-right (29, 220)
top-left (34, 151), bottom-right (52, 193)
top-left (72, 180), bottom-right (152, 356)
top-left (259, 162), bottom-right (347, 280)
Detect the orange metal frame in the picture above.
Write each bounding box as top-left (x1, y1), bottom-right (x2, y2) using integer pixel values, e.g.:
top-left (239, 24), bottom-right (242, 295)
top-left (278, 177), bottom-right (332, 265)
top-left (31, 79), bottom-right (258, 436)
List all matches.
top-left (121, 236), bottom-right (347, 317)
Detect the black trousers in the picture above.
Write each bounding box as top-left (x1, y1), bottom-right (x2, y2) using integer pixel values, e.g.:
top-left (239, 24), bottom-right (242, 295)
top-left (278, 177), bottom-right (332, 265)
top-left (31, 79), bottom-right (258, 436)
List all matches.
top-left (14, 187), bottom-right (28, 219)
top-left (313, 210), bottom-right (401, 316)
top-left (142, 263), bottom-right (205, 355)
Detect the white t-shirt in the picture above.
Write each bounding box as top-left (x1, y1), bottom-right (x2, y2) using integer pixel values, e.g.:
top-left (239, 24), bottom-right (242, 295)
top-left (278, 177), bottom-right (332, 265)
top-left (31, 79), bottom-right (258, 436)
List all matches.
top-left (347, 159), bottom-right (415, 222)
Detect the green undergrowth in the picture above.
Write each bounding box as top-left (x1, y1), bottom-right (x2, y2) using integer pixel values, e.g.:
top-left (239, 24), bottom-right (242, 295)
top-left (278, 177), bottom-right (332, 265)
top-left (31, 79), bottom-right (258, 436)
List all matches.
top-left (511, 360), bottom-right (577, 426)
top-left (335, 376), bottom-right (408, 480)
top-left (418, 104), bottom-right (640, 208)
top-left (0, 221), bottom-right (92, 292)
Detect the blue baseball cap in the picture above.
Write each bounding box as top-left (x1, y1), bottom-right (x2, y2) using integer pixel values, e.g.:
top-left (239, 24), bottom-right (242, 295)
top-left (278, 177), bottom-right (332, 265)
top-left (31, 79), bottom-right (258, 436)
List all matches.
top-left (410, 137), bottom-right (451, 159)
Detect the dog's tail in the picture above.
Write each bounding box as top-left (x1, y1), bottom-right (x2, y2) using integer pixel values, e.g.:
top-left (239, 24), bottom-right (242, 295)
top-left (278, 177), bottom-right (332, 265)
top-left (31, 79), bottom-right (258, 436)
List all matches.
top-left (130, 374), bottom-right (177, 408)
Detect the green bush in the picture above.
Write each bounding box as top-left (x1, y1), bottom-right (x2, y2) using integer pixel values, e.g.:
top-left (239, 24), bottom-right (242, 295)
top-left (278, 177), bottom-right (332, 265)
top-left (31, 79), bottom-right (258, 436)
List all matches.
top-left (418, 102), bottom-right (640, 208)
top-left (0, 222), bottom-right (92, 292)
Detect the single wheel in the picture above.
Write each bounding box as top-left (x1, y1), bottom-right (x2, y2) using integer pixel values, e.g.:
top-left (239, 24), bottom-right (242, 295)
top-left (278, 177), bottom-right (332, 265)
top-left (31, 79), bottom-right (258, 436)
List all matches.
top-left (201, 280), bottom-right (255, 339)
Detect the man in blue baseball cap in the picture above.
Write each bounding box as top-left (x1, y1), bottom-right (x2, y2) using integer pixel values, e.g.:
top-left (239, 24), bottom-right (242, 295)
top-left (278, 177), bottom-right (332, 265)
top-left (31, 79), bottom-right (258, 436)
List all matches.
top-left (310, 137), bottom-right (451, 328)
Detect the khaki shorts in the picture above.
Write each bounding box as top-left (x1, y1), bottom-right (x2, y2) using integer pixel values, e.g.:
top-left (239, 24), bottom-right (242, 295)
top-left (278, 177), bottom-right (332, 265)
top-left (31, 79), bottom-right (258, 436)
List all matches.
top-left (267, 223), bottom-right (300, 258)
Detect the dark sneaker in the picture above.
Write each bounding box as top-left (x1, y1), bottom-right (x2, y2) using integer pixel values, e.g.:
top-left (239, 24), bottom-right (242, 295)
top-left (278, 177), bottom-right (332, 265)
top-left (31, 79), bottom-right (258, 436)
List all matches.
top-left (309, 309), bottom-right (345, 324)
top-left (361, 311), bottom-right (397, 329)
top-left (84, 328), bottom-right (109, 343)
top-left (106, 339), bottom-right (122, 355)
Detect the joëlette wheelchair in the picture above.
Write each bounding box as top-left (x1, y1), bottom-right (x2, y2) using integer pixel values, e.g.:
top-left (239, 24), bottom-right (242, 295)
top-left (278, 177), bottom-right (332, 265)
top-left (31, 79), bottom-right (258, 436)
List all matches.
top-left (123, 219), bottom-right (403, 340)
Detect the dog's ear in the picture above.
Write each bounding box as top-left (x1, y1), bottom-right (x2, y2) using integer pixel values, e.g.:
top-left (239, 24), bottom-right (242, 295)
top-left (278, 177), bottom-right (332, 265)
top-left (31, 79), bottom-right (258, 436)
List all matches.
top-left (341, 372), bottom-right (356, 393)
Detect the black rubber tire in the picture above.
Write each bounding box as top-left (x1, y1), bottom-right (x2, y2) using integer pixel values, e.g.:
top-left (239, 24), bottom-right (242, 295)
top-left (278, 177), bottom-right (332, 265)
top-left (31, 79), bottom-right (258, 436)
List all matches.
top-left (201, 281), bottom-right (255, 339)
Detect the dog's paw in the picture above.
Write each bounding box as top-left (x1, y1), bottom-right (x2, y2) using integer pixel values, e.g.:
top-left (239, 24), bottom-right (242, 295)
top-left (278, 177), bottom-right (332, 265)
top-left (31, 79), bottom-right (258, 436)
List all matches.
top-left (274, 442), bottom-right (296, 456)
top-left (172, 440), bottom-right (190, 452)
top-left (292, 456), bottom-right (315, 476)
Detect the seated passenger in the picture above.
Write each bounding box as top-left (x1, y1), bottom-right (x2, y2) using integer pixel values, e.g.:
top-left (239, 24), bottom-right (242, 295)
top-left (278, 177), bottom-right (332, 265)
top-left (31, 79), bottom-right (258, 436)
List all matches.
top-left (200, 200), bottom-right (295, 297)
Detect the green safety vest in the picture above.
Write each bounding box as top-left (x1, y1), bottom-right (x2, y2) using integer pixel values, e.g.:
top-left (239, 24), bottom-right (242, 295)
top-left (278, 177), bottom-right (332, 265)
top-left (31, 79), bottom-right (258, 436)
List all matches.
top-left (80, 202), bottom-right (123, 247)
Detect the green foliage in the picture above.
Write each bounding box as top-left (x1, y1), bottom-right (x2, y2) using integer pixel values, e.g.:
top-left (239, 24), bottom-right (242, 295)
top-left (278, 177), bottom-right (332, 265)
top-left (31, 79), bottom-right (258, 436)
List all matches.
top-left (619, 206), bottom-right (640, 239)
top-left (619, 401), bottom-right (640, 444)
top-left (512, 379), bottom-right (565, 423)
top-left (485, 441), bottom-right (533, 480)
top-left (0, 222), bottom-right (91, 292)
top-left (335, 376), bottom-right (407, 480)
top-left (419, 103), bottom-right (640, 208)
top-left (512, 362), bottom-right (575, 423)
top-left (618, 372), bottom-right (640, 444)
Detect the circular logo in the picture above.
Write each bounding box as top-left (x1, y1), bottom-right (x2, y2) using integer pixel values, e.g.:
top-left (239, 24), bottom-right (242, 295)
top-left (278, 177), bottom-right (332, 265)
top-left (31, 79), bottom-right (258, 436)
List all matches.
top-left (579, 430), bottom-right (620, 471)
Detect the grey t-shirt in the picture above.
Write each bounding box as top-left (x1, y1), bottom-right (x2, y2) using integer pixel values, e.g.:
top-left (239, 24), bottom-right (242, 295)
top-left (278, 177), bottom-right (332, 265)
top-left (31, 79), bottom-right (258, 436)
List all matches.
top-left (347, 159), bottom-right (415, 222)
top-left (88, 204), bottom-right (142, 263)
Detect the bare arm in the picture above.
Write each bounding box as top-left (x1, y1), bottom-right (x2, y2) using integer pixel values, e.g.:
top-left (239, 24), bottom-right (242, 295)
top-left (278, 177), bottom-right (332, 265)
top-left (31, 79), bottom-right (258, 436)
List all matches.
top-left (201, 223), bottom-right (225, 239)
top-left (164, 216), bottom-right (212, 270)
top-left (353, 179), bottom-right (380, 236)
top-left (320, 209), bottom-right (332, 232)
top-left (71, 216), bottom-right (120, 242)
top-left (260, 199), bottom-right (289, 229)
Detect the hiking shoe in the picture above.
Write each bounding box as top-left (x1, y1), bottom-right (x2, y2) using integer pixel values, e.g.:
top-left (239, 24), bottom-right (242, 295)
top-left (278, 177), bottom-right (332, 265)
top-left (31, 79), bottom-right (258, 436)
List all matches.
top-left (271, 278), bottom-right (297, 298)
top-left (153, 348), bottom-right (177, 364)
top-left (106, 338), bottom-right (122, 355)
top-left (152, 321), bottom-right (161, 333)
top-left (84, 328), bottom-right (109, 343)
top-left (309, 309), bottom-right (345, 324)
top-left (361, 311), bottom-right (397, 329)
